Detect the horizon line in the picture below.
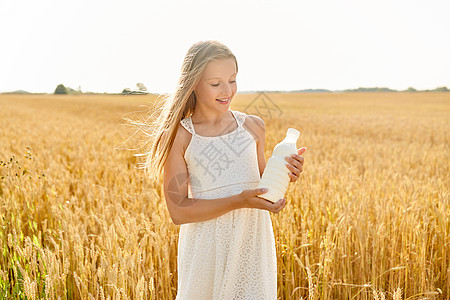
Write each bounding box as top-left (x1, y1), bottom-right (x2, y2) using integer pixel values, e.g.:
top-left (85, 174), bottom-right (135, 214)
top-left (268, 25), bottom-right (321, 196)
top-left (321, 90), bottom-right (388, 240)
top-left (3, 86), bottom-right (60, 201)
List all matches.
top-left (1, 86), bottom-right (449, 95)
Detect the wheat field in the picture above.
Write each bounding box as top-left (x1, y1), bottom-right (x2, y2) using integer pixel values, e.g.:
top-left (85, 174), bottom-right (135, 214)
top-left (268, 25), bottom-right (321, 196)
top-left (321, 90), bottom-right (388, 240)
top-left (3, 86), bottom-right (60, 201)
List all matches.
top-left (0, 92), bottom-right (448, 299)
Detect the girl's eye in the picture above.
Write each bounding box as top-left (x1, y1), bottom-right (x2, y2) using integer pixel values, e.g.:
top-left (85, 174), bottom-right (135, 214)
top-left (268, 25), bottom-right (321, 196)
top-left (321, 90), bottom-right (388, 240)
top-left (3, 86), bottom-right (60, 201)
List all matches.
top-left (210, 80), bottom-right (236, 87)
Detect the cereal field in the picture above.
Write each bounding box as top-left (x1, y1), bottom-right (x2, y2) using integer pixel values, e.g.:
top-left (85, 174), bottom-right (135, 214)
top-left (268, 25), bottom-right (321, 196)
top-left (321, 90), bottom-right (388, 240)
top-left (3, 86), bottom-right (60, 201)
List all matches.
top-left (0, 92), bottom-right (448, 299)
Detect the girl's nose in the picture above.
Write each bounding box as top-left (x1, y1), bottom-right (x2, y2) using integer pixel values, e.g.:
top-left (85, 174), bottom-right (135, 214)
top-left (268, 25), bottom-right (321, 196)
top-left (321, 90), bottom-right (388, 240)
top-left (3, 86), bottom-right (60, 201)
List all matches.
top-left (222, 83), bottom-right (232, 96)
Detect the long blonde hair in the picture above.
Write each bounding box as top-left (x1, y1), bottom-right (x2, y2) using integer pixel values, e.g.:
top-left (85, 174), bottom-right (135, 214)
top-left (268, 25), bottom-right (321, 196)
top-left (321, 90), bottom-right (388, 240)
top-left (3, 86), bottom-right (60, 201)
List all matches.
top-left (125, 40), bottom-right (238, 183)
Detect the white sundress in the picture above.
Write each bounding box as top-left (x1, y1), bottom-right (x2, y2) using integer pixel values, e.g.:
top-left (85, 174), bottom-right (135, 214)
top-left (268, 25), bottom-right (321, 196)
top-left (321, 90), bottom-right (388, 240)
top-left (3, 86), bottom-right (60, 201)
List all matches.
top-left (175, 109), bottom-right (277, 300)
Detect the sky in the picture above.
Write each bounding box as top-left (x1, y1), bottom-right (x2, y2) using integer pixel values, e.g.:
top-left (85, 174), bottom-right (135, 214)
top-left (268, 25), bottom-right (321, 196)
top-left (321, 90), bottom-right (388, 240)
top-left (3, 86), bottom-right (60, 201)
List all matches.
top-left (1, 0), bottom-right (449, 94)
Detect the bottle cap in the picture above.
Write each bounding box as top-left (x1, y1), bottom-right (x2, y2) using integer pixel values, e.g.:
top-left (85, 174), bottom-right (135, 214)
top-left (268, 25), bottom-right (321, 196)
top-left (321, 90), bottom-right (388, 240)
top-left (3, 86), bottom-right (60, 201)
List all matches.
top-left (287, 128), bottom-right (300, 139)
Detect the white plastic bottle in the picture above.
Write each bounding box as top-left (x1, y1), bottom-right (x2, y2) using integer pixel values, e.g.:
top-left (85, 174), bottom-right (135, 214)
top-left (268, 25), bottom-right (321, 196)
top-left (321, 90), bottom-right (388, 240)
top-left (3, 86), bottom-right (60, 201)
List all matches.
top-left (257, 128), bottom-right (300, 203)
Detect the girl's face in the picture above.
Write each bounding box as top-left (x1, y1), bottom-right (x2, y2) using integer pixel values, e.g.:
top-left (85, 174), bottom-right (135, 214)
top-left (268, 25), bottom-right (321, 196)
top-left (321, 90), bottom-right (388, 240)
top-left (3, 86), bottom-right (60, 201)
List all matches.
top-left (194, 57), bottom-right (237, 110)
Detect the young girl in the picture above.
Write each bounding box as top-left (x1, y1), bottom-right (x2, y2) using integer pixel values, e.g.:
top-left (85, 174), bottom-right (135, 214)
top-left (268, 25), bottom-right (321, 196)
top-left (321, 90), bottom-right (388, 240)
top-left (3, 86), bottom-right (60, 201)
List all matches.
top-left (144, 40), bottom-right (306, 299)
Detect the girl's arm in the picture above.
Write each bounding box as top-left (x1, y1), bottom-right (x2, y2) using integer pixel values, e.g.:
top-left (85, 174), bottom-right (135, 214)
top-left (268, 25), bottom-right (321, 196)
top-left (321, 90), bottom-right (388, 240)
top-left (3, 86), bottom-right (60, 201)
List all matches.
top-left (248, 115), bottom-right (266, 177)
top-left (163, 125), bottom-right (244, 225)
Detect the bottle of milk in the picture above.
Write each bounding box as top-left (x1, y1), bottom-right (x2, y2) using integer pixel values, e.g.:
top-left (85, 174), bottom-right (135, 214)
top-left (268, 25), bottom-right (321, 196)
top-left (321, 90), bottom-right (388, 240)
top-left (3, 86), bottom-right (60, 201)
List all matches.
top-left (257, 128), bottom-right (300, 203)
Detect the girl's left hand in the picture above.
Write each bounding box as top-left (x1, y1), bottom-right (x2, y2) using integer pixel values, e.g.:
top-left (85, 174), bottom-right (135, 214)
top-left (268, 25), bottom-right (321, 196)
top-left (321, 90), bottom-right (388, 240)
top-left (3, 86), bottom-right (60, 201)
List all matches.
top-left (285, 147), bottom-right (307, 182)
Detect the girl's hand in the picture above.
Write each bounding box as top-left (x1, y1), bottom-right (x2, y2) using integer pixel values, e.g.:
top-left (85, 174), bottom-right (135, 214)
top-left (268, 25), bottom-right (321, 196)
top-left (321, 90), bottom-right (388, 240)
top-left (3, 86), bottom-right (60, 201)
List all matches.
top-left (285, 147), bottom-right (307, 183)
top-left (239, 188), bottom-right (286, 213)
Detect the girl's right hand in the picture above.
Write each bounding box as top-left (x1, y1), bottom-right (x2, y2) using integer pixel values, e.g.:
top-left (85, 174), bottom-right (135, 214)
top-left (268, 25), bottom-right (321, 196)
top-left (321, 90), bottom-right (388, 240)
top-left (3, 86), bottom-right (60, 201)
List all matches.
top-left (239, 188), bottom-right (286, 213)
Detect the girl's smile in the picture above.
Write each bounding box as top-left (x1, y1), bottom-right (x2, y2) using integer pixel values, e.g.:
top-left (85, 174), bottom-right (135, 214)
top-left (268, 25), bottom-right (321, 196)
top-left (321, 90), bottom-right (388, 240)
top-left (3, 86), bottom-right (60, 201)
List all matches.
top-left (216, 97), bottom-right (230, 104)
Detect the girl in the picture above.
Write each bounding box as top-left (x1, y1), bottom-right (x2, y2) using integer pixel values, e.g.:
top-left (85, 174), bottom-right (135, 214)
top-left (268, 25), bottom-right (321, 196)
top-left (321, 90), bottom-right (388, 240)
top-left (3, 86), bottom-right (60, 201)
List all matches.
top-left (144, 40), bottom-right (306, 299)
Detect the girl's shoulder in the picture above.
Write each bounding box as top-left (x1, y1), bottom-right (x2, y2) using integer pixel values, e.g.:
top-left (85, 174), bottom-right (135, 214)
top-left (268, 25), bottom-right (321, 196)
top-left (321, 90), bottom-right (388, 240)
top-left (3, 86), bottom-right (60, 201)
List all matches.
top-left (230, 109), bottom-right (245, 123)
top-left (233, 110), bottom-right (265, 143)
top-left (233, 110), bottom-right (264, 128)
top-left (233, 109), bottom-right (263, 122)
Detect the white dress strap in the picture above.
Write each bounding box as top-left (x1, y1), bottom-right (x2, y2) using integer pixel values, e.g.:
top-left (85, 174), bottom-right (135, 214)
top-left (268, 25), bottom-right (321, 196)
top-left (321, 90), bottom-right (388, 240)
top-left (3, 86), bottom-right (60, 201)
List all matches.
top-left (232, 110), bottom-right (247, 127)
top-left (180, 116), bottom-right (196, 135)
